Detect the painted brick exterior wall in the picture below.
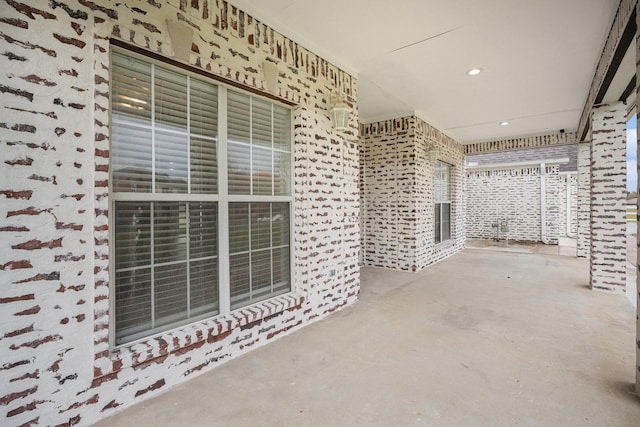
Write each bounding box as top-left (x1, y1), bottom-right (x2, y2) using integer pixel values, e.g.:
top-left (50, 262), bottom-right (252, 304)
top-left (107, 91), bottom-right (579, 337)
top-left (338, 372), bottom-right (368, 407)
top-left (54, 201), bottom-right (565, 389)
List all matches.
top-left (590, 103), bottom-right (627, 294)
top-left (464, 131), bottom-right (578, 155)
top-left (466, 165), bottom-right (566, 243)
top-left (360, 116), bottom-right (465, 272)
top-left (0, 1), bottom-right (359, 426)
top-left (544, 167), bottom-right (562, 244)
top-left (558, 173), bottom-right (578, 237)
top-left (577, 143), bottom-right (592, 257)
top-left (591, 103), bottom-right (627, 293)
top-left (414, 118), bottom-right (466, 270)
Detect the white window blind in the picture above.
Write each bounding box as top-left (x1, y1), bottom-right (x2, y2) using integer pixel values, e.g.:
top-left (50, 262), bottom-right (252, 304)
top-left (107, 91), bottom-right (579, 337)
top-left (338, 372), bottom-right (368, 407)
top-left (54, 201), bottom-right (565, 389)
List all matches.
top-left (110, 48), bottom-right (292, 346)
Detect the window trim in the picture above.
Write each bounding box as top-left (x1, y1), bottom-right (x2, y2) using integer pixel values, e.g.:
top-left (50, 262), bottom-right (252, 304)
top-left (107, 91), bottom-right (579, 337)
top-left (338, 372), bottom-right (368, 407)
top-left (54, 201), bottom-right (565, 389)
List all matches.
top-left (108, 45), bottom-right (296, 349)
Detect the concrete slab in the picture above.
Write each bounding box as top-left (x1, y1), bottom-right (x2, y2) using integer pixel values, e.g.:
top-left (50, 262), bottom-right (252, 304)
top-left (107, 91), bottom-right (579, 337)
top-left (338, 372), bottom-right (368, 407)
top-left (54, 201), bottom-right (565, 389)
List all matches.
top-left (95, 249), bottom-right (639, 427)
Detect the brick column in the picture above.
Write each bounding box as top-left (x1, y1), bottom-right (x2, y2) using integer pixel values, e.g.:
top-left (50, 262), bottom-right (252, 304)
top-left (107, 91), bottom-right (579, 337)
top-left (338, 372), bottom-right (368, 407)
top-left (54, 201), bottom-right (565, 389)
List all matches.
top-left (590, 102), bottom-right (627, 293)
top-left (577, 143), bottom-right (591, 257)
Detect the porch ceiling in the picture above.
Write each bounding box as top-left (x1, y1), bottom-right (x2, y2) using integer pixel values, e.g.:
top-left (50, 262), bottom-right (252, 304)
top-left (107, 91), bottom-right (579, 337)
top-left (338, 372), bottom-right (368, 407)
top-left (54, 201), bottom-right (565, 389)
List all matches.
top-left (228, 0), bottom-right (624, 143)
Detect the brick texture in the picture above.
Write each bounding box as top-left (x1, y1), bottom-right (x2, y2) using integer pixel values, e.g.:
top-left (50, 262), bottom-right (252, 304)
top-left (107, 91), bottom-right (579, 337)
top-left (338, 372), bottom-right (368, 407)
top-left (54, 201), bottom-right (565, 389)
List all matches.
top-left (360, 116), bottom-right (465, 272)
top-left (466, 164), bottom-right (568, 243)
top-left (577, 143), bottom-right (592, 257)
top-left (558, 173), bottom-right (578, 237)
top-left (464, 131), bottom-right (578, 155)
top-left (590, 102), bottom-right (626, 294)
top-left (0, 1), bottom-right (359, 425)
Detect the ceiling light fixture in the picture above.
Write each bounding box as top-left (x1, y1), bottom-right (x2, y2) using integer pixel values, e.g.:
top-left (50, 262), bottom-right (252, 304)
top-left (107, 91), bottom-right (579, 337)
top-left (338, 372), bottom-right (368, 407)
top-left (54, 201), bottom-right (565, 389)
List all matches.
top-left (466, 68), bottom-right (482, 76)
top-left (500, 121), bottom-right (509, 126)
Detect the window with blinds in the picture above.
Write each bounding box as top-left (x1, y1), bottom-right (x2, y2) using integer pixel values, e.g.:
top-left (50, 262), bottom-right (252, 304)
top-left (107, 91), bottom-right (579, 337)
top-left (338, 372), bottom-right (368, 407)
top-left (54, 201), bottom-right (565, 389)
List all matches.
top-left (435, 161), bottom-right (452, 244)
top-left (110, 48), bottom-right (292, 346)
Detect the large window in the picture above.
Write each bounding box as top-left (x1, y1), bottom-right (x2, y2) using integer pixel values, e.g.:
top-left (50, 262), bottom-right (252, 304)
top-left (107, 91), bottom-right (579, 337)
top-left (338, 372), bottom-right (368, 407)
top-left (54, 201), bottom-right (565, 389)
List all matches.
top-left (110, 48), bottom-right (292, 345)
top-left (435, 161), bottom-right (451, 244)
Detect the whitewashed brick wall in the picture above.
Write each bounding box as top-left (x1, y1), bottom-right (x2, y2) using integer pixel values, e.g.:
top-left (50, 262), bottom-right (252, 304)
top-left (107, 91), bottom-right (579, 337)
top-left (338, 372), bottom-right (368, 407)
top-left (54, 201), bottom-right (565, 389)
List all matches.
top-left (465, 132), bottom-right (578, 154)
top-left (590, 102), bottom-right (626, 294)
top-left (360, 116), bottom-right (465, 272)
top-left (0, 1), bottom-right (359, 425)
top-left (466, 164), bottom-right (567, 243)
top-left (558, 173), bottom-right (578, 237)
top-left (577, 143), bottom-right (591, 257)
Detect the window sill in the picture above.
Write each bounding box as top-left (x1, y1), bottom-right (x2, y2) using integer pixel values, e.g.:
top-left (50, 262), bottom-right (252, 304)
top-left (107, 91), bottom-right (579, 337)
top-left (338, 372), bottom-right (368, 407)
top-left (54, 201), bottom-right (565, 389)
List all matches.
top-left (103, 292), bottom-right (306, 375)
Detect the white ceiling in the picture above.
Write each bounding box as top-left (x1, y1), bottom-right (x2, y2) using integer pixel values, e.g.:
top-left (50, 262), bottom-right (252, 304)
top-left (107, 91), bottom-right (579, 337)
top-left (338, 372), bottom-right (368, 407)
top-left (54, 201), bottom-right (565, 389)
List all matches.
top-left (229, 0), bottom-right (621, 143)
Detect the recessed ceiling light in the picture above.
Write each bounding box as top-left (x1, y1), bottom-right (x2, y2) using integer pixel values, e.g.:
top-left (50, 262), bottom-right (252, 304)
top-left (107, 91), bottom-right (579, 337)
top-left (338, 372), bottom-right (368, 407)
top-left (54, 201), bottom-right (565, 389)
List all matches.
top-left (466, 68), bottom-right (482, 76)
top-left (500, 121), bottom-right (510, 126)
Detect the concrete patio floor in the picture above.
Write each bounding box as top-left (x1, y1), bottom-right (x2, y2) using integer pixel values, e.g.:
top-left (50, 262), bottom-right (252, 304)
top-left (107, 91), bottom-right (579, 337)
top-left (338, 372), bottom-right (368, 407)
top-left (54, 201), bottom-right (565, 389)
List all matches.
top-left (95, 248), bottom-right (639, 426)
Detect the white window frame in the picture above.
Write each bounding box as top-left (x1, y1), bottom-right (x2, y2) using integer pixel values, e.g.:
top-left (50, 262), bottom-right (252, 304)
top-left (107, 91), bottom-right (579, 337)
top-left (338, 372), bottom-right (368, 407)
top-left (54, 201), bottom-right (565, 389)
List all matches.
top-left (108, 46), bottom-right (295, 348)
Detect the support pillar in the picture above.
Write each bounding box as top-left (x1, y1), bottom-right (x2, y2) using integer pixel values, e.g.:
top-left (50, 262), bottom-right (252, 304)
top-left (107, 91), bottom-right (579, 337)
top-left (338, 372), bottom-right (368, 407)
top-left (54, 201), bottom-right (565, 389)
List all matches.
top-left (577, 143), bottom-right (591, 257)
top-left (590, 102), bottom-right (627, 293)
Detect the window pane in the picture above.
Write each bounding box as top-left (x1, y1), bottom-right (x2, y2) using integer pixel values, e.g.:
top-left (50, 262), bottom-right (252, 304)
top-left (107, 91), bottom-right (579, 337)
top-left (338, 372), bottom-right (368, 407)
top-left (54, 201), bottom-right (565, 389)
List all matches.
top-left (190, 79), bottom-right (217, 137)
top-left (112, 53), bottom-right (152, 120)
top-left (252, 146), bottom-right (273, 195)
top-left (155, 130), bottom-right (188, 193)
top-left (251, 203), bottom-right (271, 250)
top-left (230, 253), bottom-right (250, 309)
top-left (155, 66), bottom-right (188, 129)
top-left (154, 263), bottom-right (188, 327)
top-left (191, 137), bottom-right (217, 194)
top-left (228, 91), bottom-right (251, 144)
top-left (272, 203), bottom-right (290, 247)
top-left (272, 246), bottom-right (290, 292)
top-left (115, 268), bottom-right (151, 344)
top-left (115, 201), bottom-right (151, 270)
top-left (229, 202), bottom-right (249, 253)
top-left (251, 250), bottom-right (272, 297)
top-left (442, 166), bottom-right (451, 201)
top-left (274, 151), bottom-right (291, 196)
top-left (442, 203), bottom-right (451, 241)
top-left (228, 142), bottom-right (251, 195)
top-left (435, 203), bottom-right (442, 244)
top-left (111, 118), bottom-right (153, 193)
top-left (154, 202), bottom-right (187, 264)
top-left (190, 259), bottom-right (219, 316)
top-left (252, 98), bottom-right (272, 147)
top-left (189, 202), bottom-right (217, 259)
top-left (273, 104), bottom-right (291, 152)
